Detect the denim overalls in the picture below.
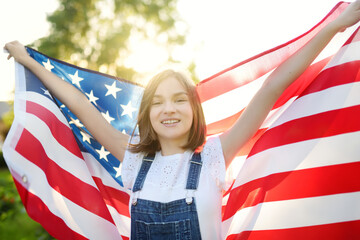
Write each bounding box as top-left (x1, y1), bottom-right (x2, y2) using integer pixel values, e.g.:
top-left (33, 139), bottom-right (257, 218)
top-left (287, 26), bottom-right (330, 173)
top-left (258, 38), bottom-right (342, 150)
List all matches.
top-left (130, 152), bottom-right (203, 240)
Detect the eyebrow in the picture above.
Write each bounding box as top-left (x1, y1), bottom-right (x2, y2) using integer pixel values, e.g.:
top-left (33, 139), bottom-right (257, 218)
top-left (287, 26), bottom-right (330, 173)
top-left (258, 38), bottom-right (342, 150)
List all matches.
top-left (153, 92), bottom-right (188, 98)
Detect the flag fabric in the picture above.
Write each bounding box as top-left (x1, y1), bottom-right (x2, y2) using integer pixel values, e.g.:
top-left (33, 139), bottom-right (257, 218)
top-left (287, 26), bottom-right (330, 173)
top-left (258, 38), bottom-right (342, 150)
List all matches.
top-left (3, 2), bottom-right (360, 239)
top-left (3, 49), bottom-right (144, 239)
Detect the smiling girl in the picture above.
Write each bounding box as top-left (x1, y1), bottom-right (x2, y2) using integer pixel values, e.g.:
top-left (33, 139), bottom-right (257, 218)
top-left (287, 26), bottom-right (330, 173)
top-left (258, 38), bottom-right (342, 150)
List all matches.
top-left (4, 1), bottom-right (360, 239)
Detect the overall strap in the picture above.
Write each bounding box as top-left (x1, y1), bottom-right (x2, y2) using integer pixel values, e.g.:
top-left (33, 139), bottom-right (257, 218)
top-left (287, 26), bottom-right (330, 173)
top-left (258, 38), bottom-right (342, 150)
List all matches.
top-left (132, 153), bottom-right (155, 192)
top-left (186, 152), bottom-right (202, 190)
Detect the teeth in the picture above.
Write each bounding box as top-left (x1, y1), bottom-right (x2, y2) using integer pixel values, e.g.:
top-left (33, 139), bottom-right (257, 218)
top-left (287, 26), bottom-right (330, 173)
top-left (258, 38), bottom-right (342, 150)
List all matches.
top-left (162, 120), bottom-right (180, 124)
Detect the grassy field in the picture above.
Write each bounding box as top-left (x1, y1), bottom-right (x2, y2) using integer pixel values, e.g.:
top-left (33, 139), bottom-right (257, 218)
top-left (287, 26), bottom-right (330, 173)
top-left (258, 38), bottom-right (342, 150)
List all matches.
top-left (0, 168), bottom-right (54, 240)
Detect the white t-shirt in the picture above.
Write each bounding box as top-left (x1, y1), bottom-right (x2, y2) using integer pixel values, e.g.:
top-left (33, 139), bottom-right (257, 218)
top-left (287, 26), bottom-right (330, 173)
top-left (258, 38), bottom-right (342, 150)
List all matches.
top-left (121, 136), bottom-right (226, 240)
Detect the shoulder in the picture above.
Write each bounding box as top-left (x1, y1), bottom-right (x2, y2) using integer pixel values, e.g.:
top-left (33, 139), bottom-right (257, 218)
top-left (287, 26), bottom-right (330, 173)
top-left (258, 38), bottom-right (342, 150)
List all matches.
top-left (201, 136), bottom-right (226, 189)
top-left (121, 136), bottom-right (144, 189)
top-left (202, 136), bottom-right (224, 159)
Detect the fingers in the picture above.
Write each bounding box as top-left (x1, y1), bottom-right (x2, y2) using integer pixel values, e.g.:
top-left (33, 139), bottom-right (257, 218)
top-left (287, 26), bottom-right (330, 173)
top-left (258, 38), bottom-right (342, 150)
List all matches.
top-left (3, 41), bottom-right (27, 62)
top-left (4, 44), bottom-right (12, 60)
top-left (4, 43), bottom-right (13, 61)
top-left (334, 1), bottom-right (360, 31)
top-left (4, 40), bottom-right (22, 51)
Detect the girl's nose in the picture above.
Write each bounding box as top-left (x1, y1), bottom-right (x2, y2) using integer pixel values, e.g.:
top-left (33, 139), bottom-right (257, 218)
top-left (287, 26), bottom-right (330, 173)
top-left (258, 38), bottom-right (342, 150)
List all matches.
top-left (163, 101), bottom-right (176, 113)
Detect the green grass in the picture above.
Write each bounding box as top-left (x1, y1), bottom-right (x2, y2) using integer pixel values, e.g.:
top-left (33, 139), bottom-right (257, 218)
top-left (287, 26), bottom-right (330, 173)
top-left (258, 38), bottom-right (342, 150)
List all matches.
top-left (0, 168), bottom-right (54, 240)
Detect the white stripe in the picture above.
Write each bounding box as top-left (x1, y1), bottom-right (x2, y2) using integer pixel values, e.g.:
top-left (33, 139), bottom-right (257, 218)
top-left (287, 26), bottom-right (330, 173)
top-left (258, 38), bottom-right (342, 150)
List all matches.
top-left (4, 145), bottom-right (122, 239)
top-left (270, 82), bottom-right (360, 129)
top-left (107, 206), bottom-right (131, 237)
top-left (233, 131), bottom-right (360, 189)
top-left (260, 96), bottom-right (297, 129)
top-left (14, 63), bottom-right (27, 93)
top-left (82, 152), bottom-right (131, 238)
top-left (201, 26), bottom-right (358, 127)
top-left (224, 191), bottom-right (360, 236)
top-left (202, 72), bottom-right (269, 125)
top-left (312, 23), bottom-right (358, 64)
top-left (14, 63), bottom-right (69, 127)
top-left (324, 39), bottom-right (360, 71)
top-left (25, 91), bottom-right (70, 126)
top-left (204, 78), bottom-right (360, 131)
top-left (82, 151), bottom-right (130, 192)
top-left (12, 64), bottom-right (29, 127)
top-left (23, 112), bottom-right (97, 188)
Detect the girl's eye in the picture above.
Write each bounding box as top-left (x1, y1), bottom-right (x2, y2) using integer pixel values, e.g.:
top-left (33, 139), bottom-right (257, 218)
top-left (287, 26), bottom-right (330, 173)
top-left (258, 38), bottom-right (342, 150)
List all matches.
top-left (152, 102), bottom-right (161, 105)
top-left (176, 98), bottom-right (187, 103)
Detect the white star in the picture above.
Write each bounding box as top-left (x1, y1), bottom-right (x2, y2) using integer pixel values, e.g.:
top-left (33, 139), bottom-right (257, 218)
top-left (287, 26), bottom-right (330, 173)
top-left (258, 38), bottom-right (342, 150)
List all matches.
top-left (96, 146), bottom-right (110, 162)
top-left (121, 101), bottom-right (136, 119)
top-left (105, 81), bottom-right (121, 99)
top-left (69, 70), bottom-right (84, 88)
top-left (113, 163), bottom-right (122, 178)
top-left (102, 111), bottom-right (115, 123)
top-left (80, 131), bottom-right (92, 144)
top-left (41, 87), bottom-right (52, 98)
top-left (85, 90), bottom-right (99, 105)
top-left (69, 117), bottom-right (84, 128)
top-left (42, 59), bottom-right (54, 71)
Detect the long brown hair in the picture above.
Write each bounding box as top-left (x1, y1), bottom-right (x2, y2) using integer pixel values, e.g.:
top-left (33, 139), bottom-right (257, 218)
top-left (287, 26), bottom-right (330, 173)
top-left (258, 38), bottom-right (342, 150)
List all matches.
top-left (129, 69), bottom-right (206, 154)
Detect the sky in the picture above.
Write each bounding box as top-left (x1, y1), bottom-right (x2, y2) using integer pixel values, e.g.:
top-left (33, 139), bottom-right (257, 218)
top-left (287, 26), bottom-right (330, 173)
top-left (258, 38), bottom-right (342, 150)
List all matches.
top-left (0, 0), bottom-right (346, 101)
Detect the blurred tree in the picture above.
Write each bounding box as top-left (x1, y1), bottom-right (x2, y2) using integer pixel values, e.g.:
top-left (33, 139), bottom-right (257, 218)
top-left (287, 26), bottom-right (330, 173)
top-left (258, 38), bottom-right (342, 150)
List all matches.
top-left (0, 169), bottom-right (54, 239)
top-left (0, 101), bottom-right (14, 168)
top-left (1, 101), bottom-right (14, 136)
top-left (32, 0), bottom-right (188, 81)
top-left (1, 1), bottom-right (196, 238)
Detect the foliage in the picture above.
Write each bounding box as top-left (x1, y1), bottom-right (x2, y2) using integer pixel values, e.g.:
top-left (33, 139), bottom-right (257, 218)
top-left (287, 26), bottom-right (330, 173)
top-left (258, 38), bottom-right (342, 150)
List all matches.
top-left (0, 169), bottom-right (54, 239)
top-left (0, 169), bottom-right (22, 221)
top-left (0, 101), bottom-right (14, 168)
top-left (0, 150), bottom-right (6, 168)
top-left (1, 101), bottom-right (14, 135)
top-left (31, 0), bottom-right (187, 81)
top-left (0, 2), bottom-right (197, 237)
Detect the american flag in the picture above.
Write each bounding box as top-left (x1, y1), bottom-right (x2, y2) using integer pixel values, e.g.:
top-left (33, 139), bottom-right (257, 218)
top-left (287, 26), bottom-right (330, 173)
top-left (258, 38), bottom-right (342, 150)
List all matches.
top-left (3, 2), bottom-right (360, 239)
top-left (4, 47), bottom-right (143, 239)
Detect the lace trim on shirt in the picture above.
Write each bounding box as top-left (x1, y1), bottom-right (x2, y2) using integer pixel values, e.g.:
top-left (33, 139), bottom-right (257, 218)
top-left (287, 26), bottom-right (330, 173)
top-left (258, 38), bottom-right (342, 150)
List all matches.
top-left (121, 136), bottom-right (226, 190)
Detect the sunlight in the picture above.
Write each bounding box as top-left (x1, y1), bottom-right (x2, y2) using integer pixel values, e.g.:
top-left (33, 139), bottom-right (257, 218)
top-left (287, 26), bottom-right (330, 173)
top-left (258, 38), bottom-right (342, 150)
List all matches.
top-left (125, 39), bottom-right (168, 73)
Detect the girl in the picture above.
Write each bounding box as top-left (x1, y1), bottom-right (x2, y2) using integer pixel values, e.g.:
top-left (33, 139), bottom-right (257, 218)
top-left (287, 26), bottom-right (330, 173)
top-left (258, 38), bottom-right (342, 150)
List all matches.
top-left (4, 1), bottom-right (360, 239)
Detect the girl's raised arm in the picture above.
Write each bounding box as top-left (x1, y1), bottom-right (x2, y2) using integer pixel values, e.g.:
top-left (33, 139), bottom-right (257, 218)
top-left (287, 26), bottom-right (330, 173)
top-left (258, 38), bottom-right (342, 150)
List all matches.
top-left (220, 0), bottom-right (360, 167)
top-left (4, 41), bottom-right (129, 162)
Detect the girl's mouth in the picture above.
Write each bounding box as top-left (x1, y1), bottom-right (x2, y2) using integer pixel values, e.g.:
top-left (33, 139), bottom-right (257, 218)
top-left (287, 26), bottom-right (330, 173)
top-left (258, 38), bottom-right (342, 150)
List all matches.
top-left (161, 119), bottom-right (180, 125)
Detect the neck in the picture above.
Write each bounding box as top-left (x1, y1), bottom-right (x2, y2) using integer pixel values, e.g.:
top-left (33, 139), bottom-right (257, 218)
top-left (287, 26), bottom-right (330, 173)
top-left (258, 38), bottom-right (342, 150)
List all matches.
top-left (159, 140), bottom-right (188, 156)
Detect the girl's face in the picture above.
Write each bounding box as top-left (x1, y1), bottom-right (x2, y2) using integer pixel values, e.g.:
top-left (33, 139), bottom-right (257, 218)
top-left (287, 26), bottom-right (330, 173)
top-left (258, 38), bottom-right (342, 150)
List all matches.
top-left (149, 77), bottom-right (194, 147)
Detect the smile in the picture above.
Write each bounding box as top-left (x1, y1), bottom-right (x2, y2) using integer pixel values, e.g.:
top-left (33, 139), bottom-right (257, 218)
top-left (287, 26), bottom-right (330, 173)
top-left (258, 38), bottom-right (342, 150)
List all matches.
top-left (161, 119), bottom-right (180, 124)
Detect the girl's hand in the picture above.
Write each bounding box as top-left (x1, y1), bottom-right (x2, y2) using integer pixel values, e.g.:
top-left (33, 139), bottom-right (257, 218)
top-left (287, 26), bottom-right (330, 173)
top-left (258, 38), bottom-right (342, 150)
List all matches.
top-left (333, 0), bottom-right (360, 32)
top-left (3, 41), bottom-right (30, 65)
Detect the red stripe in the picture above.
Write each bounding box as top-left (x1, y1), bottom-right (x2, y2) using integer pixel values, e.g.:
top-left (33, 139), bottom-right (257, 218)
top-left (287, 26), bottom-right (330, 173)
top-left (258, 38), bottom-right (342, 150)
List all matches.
top-left (272, 57), bottom-right (331, 109)
top-left (196, 2), bottom-right (348, 103)
top-left (248, 105), bottom-right (360, 158)
top-left (26, 101), bottom-right (83, 159)
top-left (226, 220), bottom-right (360, 240)
top-left (93, 177), bottom-right (130, 217)
top-left (208, 120), bottom-right (268, 158)
top-left (208, 58), bottom-right (358, 159)
top-left (206, 110), bottom-right (243, 135)
top-left (205, 58), bottom-right (330, 136)
top-left (223, 162), bottom-right (360, 220)
top-left (299, 60), bottom-right (360, 98)
top-left (13, 178), bottom-right (88, 240)
top-left (15, 129), bottom-right (115, 224)
top-left (344, 26), bottom-right (360, 46)
top-left (210, 92), bottom-right (360, 158)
